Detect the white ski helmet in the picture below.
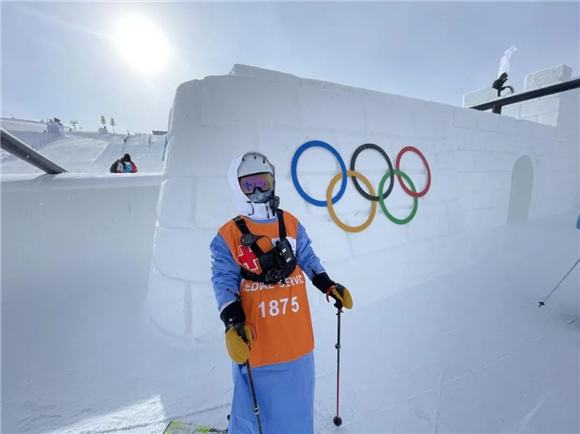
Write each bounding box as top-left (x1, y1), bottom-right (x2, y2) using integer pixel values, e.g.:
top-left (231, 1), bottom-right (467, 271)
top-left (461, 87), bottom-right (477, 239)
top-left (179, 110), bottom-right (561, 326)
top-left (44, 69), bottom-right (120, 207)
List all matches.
top-left (237, 152), bottom-right (276, 204)
top-left (237, 152), bottom-right (275, 178)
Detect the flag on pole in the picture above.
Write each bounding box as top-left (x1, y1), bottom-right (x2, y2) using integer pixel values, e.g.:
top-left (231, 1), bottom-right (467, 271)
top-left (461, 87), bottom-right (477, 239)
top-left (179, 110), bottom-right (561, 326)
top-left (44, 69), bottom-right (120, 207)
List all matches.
top-left (498, 46), bottom-right (517, 77)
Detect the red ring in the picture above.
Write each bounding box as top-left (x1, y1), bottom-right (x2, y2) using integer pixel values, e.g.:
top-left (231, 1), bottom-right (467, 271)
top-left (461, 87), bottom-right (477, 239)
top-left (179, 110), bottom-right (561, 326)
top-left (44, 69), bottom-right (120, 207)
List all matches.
top-left (395, 146), bottom-right (431, 198)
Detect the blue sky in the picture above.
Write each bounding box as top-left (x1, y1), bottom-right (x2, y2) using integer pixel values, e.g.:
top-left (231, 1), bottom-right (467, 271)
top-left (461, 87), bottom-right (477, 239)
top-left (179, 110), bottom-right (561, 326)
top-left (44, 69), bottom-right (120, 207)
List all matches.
top-left (2, 1), bottom-right (578, 133)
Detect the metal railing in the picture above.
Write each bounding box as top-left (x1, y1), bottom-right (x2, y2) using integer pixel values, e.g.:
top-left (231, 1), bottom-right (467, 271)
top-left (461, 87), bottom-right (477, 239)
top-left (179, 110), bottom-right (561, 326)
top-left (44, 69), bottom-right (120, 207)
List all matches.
top-left (0, 128), bottom-right (67, 174)
top-left (470, 77), bottom-right (580, 114)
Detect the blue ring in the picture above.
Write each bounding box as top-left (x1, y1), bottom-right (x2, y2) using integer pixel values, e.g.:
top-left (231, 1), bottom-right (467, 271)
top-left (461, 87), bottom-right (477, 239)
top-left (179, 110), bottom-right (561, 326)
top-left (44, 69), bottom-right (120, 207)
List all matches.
top-left (291, 140), bottom-right (348, 207)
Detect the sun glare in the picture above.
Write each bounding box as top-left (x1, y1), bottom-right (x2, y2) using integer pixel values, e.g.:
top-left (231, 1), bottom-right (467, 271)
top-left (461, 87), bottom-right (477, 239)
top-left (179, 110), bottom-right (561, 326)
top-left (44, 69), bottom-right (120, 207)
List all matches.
top-left (114, 17), bottom-right (170, 75)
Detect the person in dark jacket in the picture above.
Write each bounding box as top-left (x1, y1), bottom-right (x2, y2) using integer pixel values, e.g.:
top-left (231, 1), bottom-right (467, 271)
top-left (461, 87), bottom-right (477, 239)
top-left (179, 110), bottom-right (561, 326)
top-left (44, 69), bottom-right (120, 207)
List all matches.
top-left (110, 153), bottom-right (138, 173)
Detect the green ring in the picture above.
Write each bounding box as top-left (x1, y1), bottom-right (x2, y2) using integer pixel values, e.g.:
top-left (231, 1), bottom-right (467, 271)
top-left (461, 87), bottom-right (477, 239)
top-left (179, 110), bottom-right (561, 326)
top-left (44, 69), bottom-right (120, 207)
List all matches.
top-left (378, 170), bottom-right (419, 225)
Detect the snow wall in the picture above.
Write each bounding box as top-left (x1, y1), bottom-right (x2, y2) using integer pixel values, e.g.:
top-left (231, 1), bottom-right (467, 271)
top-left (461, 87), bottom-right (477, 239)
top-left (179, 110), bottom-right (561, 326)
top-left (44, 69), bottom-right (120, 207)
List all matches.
top-left (1, 174), bottom-right (163, 433)
top-left (146, 64), bottom-right (580, 342)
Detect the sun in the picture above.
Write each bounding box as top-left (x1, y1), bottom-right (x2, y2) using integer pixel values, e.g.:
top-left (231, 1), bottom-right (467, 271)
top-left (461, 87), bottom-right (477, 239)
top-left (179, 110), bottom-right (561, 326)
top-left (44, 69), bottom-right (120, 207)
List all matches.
top-left (114, 17), bottom-right (170, 75)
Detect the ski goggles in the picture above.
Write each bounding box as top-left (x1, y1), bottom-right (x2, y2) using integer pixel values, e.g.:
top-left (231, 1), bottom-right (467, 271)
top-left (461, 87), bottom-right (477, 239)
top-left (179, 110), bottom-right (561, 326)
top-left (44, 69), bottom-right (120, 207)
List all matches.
top-left (239, 172), bottom-right (274, 195)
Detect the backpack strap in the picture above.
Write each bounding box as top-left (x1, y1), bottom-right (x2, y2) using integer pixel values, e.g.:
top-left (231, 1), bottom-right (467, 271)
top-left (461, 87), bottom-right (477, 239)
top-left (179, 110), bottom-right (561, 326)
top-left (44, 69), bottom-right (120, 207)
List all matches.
top-left (276, 209), bottom-right (287, 240)
top-left (232, 216), bottom-right (264, 256)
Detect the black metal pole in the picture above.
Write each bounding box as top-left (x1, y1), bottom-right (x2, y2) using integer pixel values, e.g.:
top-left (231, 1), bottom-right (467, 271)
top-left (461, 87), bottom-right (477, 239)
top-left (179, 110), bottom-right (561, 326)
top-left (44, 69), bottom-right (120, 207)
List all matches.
top-left (0, 128), bottom-right (67, 174)
top-left (245, 360), bottom-right (263, 434)
top-left (539, 258), bottom-right (580, 307)
top-left (471, 77), bottom-right (580, 112)
top-left (333, 309), bottom-right (343, 427)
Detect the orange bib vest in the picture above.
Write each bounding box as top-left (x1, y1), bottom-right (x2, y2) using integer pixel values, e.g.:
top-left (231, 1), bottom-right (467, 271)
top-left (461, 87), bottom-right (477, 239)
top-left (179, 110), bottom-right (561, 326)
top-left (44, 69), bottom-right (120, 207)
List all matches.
top-left (218, 211), bottom-right (314, 367)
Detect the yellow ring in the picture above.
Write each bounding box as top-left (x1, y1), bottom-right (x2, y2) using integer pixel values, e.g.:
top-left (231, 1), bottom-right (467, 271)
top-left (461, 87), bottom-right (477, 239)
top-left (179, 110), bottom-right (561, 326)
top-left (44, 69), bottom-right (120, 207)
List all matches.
top-left (326, 170), bottom-right (377, 233)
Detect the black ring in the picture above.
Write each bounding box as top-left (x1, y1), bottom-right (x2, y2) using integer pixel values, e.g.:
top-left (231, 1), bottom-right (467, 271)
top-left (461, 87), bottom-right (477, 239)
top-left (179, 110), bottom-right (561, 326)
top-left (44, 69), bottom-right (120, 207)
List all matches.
top-left (349, 143), bottom-right (394, 201)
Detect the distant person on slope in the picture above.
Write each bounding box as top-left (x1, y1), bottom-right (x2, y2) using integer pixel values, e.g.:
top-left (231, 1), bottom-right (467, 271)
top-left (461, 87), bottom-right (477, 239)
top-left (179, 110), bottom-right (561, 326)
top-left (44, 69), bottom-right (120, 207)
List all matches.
top-left (210, 152), bottom-right (353, 434)
top-left (109, 153), bottom-right (138, 173)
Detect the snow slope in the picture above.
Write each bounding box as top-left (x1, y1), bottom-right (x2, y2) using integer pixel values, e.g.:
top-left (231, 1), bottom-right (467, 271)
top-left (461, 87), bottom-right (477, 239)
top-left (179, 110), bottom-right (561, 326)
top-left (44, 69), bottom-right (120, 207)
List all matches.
top-left (1, 117), bottom-right (49, 133)
top-left (0, 126), bottom-right (164, 174)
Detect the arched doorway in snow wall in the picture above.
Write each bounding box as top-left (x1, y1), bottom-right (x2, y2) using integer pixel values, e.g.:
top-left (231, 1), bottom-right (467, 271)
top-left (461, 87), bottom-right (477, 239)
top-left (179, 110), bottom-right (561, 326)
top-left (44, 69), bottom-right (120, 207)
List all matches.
top-left (507, 155), bottom-right (534, 223)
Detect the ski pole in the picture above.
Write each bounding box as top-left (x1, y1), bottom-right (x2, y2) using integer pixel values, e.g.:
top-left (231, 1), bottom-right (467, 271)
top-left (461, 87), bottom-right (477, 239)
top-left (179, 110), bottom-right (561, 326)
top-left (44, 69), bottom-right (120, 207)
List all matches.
top-left (539, 257), bottom-right (580, 307)
top-left (245, 360), bottom-right (263, 434)
top-left (333, 307), bottom-right (343, 427)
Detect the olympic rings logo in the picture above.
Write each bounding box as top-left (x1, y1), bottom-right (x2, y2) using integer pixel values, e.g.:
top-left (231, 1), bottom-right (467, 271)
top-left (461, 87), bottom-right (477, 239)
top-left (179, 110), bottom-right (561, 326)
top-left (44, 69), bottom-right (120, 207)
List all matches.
top-left (291, 140), bottom-right (432, 233)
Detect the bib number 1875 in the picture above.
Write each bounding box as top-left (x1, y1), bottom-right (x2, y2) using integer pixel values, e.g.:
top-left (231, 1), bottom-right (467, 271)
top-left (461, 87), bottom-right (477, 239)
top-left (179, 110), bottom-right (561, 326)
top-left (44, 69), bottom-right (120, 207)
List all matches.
top-left (258, 296), bottom-right (299, 318)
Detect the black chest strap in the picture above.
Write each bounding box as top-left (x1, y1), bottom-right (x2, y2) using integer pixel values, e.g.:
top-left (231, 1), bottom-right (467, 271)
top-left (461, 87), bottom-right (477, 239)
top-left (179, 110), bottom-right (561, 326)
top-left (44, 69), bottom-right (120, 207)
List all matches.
top-left (232, 210), bottom-right (290, 283)
top-left (233, 216), bottom-right (264, 256)
top-left (233, 209), bottom-right (286, 248)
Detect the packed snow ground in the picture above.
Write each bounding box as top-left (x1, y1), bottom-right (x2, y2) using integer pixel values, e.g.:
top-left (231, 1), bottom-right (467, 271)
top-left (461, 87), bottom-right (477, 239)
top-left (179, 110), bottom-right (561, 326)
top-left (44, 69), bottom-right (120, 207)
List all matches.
top-left (1, 120), bottom-right (165, 174)
top-left (2, 211), bottom-right (578, 434)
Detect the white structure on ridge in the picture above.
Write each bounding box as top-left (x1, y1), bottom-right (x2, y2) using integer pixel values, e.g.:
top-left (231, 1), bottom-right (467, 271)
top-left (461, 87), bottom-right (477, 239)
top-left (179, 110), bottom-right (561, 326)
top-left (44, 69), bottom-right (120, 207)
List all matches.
top-left (463, 64), bottom-right (580, 128)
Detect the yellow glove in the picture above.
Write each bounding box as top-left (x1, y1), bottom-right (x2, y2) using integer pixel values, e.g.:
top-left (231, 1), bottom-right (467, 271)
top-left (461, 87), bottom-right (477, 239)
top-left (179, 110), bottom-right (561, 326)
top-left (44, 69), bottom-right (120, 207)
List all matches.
top-left (225, 322), bottom-right (254, 365)
top-left (327, 284), bottom-right (353, 310)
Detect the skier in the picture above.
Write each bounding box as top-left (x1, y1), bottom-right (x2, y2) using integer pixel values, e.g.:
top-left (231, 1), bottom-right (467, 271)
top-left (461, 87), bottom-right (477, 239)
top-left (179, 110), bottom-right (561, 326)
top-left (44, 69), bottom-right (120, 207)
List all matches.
top-left (109, 153), bottom-right (138, 174)
top-left (210, 152), bottom-right (353, 433)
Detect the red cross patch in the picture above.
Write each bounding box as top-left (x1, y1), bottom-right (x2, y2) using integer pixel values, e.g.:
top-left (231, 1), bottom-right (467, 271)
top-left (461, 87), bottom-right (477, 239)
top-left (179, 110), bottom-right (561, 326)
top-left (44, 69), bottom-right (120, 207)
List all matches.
top-left (237, 245), bottom-right (259, 271)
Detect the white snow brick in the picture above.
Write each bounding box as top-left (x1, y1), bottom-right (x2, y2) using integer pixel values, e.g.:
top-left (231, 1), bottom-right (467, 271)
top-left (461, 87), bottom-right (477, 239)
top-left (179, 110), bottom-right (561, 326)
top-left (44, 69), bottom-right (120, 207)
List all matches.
top-left (462, 189), bottom-right (506, 210)
top-left (154, 227), bottom-right (214, 283)
top-left (433, 147), bottom-right (456, 171)
top-left (349, 217), bottom-right (407, 257)
top-left (520, 98), bottom-right (560, 118)
top-left (157, 178), bottom-right (194, 228)
top-left (201, 75), bottom-right (299, 127)
top-left (301, 219), bottom-right (350, 263)
top-left (274, 179), bottom-right (308, 217)
top-left (447, 204), bottom-right (466, 235)
top-left (538, 112), bottom-right (559, 127)
top-left (299, 83), bottom-right (365, 131)
top-left (462, 87), bottom-right (497, 107)
top-left (171, 80), bottom-right (203, 131)
top-left (458, 172), bottom-right (486, 192)
top-left (462, 130), bottom-right (488, 151)
top-left (424, 171), bottom-right (460, 204)
top-left (363, 92), bottom-right (417, 136)
top-left (456, 151), bottom-right (477, 172)
top-left (406, 204), bottom-right (449, 242)
top-left (502, 103), bottom-right (522, 119)
top-left (146, 267), bottom-right (190, 338)
top-left (415, 103), bottom-right (454, 139)
top-left (484, 132), bottom-right (518, 153)
top-left (453, 107), bottom-right (480, 129)
top-left (464, 207), bottom-right (505, 232)
top-left (165, 127), bottom-right (255, 177)
top-left (524, 65), bottom-right (573, 89)
top-left (477, 112), bottom-right (500, 131)
top-left (493, 154), bottom-right (520, 172)
top-left (190, 283), bottom-right (223, 341)
top-left (194, 177), bottom-right (238, 229)
top-left (474, 152), bottom-right (495, 171)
